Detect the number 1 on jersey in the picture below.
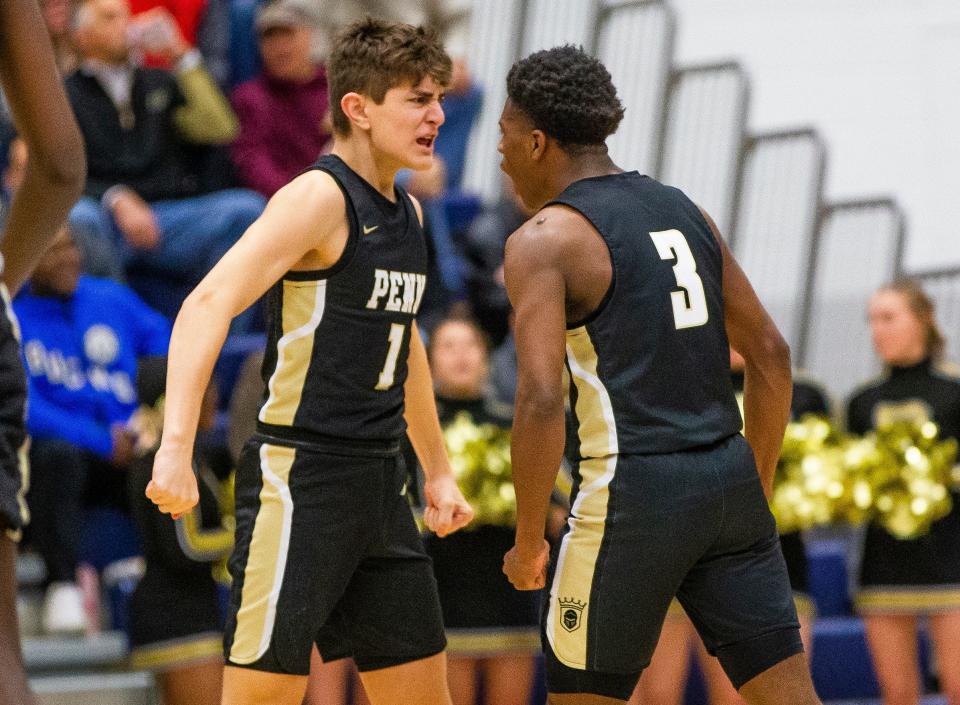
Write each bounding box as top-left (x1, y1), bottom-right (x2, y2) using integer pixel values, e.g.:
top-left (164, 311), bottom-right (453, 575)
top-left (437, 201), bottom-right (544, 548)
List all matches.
top-left (649, 229), bottom-right (709, 330)
top-left (376, 323), bottom-right (406, 390)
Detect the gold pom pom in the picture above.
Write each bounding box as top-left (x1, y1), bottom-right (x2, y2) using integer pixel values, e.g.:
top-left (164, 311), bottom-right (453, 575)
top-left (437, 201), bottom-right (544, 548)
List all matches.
top-left (773, 415), bottom-right (957, 539)
top-left (442, 412), bottom-right (516, 529)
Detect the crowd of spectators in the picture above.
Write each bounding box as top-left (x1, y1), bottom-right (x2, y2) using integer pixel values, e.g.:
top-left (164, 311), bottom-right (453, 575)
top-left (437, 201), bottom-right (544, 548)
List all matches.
top-left (6, 3), bottom-right (960, 705)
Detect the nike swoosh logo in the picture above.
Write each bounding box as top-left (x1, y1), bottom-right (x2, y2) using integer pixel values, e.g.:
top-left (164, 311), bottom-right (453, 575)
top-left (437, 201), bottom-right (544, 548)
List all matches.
top-left (363, 225), bottom-right (379, 235)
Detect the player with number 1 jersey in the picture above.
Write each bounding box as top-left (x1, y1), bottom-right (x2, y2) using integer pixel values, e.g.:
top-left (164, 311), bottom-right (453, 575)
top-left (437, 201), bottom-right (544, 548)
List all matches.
top-left (147, 17), bottom-right (472, 705)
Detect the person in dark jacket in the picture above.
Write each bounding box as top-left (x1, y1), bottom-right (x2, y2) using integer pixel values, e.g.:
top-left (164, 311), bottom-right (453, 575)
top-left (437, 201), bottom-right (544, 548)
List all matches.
top-left (847, 280), bottom-right (960, 705)
top-left (65, 0), bottom-right (265, 286)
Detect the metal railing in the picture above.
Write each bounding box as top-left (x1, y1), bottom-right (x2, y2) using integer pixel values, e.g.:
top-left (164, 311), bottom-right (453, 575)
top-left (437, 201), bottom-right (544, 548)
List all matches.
top-left (731, 129), bottom-right (827, 352)
top-left (658, 62), bottom-right (749, 235)
top-left (801, 199), bottom-right (905, 401)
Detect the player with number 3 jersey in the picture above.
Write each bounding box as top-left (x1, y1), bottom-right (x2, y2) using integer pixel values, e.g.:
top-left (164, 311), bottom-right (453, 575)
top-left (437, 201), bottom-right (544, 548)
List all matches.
top-left (147, 17), bottom-right (472, 705)
top-left (498, 46), bottom-right (823, 705)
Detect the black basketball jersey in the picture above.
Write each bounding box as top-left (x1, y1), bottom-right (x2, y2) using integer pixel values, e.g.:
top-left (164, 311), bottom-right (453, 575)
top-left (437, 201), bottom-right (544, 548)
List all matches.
top-left (550, 172), bottom-right (742, 457)
top-left (257, 155), bottom-right (428, 444)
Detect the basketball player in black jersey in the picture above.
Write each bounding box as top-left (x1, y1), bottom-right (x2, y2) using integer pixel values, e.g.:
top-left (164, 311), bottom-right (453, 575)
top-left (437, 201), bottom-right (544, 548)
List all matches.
top-left (0, 4), bottom-right (86, 704)
top-left (498, 47), bottom-right (822, 705)
top-left (147, 17), bottom-right (472, 705)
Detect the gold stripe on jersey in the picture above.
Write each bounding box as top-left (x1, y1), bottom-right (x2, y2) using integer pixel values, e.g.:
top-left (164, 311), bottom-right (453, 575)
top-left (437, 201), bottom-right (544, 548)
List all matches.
top-left (565, 327), bottom-right (619, 459)
top-left (259, 281), bottom-right (327, 426)
top-left (229, 444), bottom-right (296, 665)
top-left (547, 327), bottom-right (619, 669)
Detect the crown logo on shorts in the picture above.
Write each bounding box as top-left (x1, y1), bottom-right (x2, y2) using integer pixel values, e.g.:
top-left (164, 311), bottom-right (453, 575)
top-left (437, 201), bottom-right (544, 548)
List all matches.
top-left (558, 597), bottom-right (586, 633)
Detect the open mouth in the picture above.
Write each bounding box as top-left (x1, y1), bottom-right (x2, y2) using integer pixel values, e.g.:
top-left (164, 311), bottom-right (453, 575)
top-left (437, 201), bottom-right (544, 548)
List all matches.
top-left (417, 136), bottom-right (435, 149)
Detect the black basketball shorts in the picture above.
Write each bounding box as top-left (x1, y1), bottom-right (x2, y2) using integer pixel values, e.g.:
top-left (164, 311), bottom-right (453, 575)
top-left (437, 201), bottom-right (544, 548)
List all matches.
top-left (0, 289), bottom-right (29, 543)
top-left (544, 433), bottom-right (802, 700)
top-left (223, 437), bottom-right (446, 675)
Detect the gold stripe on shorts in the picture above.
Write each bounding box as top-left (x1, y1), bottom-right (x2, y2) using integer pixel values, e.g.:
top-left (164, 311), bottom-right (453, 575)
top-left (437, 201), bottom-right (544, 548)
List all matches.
top-left (229, 443), bottom-right (296, 664)
top-left (547, 328), bottom-right (619, 669)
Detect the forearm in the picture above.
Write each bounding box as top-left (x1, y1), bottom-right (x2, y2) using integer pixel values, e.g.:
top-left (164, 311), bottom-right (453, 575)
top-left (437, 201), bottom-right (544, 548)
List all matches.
top-left (742, 347), bottom-right (792, 495)
top-left (2, 163), bottom-right (84, 295)
top-left (160, 291), bottom-right (231, 453)
top-left (174, 58), bottom-right (239, 144)
top-left (403, 327), bottom-right (451, 479)
top-left (512, 387), bottom-right (566, 548)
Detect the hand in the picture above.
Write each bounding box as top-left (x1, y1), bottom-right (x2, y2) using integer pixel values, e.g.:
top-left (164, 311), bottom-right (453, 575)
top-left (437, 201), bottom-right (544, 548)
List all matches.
top-left (405, 158), bottom-right (447, 200)
top-left (129, 9), bottom-right (190, 63)
top-left (146, 444), bottom-right (198, 519)
top-left (503, 539), bottom-right (550, 590)
top-left (110, 423), bottom-right (137, 467)
top-left (110, 190), bottom-right (160, 249)
top-left (423, 472), bottom-right (474, 537)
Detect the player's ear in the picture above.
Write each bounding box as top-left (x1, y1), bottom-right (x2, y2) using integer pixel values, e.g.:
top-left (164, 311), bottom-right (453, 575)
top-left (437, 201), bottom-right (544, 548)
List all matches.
top-left (341, 92), bottom-right (371, 132)
top-left (530, 129), bottom-right (547, 161)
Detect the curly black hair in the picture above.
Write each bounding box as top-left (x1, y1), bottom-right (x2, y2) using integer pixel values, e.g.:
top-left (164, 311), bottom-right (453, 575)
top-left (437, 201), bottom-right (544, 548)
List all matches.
top-left (506, 45), bottom-right (625, 150)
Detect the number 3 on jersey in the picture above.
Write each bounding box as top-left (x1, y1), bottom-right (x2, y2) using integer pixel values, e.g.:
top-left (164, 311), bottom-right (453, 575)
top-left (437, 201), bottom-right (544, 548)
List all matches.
top-left (376, 323), bottom-right (406, 390)
top-left (649, 229), bottom-right (709, 330)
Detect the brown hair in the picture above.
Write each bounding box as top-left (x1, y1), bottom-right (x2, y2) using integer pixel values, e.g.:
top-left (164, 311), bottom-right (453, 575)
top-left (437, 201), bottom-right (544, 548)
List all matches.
top-left (880, 278), bottom-right (946, 360)
top-left (327, 16), bottom-right (451, 135)
top-left (428, 315), bottom-right (492, 360)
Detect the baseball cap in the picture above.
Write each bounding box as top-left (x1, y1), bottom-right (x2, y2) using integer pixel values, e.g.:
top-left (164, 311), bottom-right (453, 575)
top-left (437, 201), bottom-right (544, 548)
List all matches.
top-left (255, 0), bottom-right (321, 33)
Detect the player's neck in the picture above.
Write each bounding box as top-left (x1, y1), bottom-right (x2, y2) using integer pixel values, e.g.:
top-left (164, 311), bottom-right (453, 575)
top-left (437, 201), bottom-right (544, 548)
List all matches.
top-left (551, 152), bottom-right (621, 196)
top-left (331, 137), bottom-right (400, 203)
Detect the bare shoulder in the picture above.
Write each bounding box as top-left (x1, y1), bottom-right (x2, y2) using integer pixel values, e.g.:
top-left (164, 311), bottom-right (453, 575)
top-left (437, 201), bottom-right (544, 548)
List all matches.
top-left (506, 205), bottom-right (590, 260)
top-left (240, 169), bottom-right (349, 267)
top-left (270, 169), bottom-right (345, 214)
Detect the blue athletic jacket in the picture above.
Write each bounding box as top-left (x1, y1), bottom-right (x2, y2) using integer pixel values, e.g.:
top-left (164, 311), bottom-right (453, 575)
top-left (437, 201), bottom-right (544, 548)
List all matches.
top-left (14, 276), bottom-right (170, 458)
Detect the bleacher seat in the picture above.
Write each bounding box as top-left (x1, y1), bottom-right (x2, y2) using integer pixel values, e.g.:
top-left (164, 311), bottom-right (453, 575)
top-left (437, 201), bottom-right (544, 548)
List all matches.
top-left (807, 538), bottom-right (852, 617)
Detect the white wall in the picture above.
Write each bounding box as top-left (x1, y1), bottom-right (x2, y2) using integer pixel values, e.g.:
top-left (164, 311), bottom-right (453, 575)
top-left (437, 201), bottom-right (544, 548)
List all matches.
top-left (669, 0), bottom-right (960, 272)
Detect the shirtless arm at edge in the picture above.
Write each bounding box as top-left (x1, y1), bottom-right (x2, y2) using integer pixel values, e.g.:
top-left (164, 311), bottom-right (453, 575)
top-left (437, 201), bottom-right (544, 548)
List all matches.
top-left (700, 207), bottom-right (792, 497)
top-left (501, 212), bottom-right (570, 590)
top-left (0, 0), bottom-right (86, 296)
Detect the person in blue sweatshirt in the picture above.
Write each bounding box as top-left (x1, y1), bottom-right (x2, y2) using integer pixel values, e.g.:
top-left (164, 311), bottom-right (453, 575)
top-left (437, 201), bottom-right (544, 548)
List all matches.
top-left (13, 226), bottom-right (169, 634)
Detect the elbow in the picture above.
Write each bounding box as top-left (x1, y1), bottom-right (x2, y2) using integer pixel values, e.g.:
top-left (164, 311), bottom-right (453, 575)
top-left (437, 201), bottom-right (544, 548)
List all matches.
top-left (515, 380), bottom-right (564, 420)
top-left (33, 139), bottom-right (87, 196)
top-left (758, 327), bottom-right (791, 372)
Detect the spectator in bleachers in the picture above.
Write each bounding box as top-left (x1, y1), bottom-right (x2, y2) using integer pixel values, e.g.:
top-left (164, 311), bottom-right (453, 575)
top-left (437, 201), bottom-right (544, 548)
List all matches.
top-left (424, 316), bottom-right (539, 705)
top-left (127, 0), bottom-right (232, 88)
top-left (462, 180), bottom-right (530, 348)
top-left (0, 137), bottom-right (27, 220)
top-left (14, 226), bottom-right (170, 634)
top-left (230, 0), bottom-right (330, 198)
top-left (41, 0), bottom-right (81, 73)
top-left (433, 57), bottom-right (480, 193)
top-left (847, 280), bottom-right (960, 705)
top-left (632, 350), bottom-right (830, 705)
top-left (65, 0), bottom-right (265, 290)
top-left (127, 381), bottom-right (232, 705)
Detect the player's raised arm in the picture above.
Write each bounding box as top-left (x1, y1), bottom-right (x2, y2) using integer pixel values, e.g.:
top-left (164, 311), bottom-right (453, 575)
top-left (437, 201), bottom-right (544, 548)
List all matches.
top-left (502, 219), bottom-right (568, 590)
top-left (702, 207), bottom-right (792, 496)
top-left (147, 172), bottom-right (345, 517)
top-left (0, 0), bottom-right (86, 295)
